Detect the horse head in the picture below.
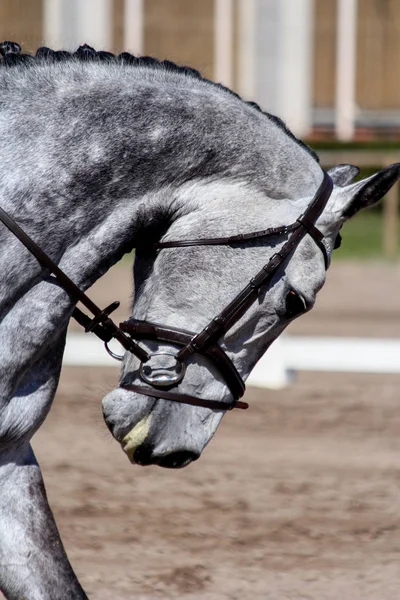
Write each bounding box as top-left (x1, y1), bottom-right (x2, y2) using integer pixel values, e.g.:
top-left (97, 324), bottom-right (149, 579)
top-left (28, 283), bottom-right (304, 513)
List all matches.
top-left (103, 160), bottom-right (400, 468)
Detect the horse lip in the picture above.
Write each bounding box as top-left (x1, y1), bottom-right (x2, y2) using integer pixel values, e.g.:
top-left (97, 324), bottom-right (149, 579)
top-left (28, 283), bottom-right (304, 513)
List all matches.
top-left (120, 415), bottom-right (153, 463)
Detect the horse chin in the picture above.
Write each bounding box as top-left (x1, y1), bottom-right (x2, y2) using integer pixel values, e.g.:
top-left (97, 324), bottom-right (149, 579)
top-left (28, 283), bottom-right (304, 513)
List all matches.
top-left (102, 388), bottom-right (224, 468)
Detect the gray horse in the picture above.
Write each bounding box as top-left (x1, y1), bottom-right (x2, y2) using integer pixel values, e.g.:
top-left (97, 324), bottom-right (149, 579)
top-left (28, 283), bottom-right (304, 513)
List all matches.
top-left (0, 42), bottom-right (398, 598)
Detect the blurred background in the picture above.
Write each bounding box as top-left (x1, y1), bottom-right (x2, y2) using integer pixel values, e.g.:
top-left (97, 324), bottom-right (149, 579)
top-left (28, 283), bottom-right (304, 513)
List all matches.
top-left (2, 1), bottom-right (400, 598)
top-left (1, 0), bottom-right (400, 257)
top-left (2, 0), bottom-right (400, 140)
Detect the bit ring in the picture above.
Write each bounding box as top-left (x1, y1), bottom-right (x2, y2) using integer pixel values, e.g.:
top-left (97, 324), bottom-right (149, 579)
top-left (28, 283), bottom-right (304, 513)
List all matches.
top-left (139, 351), bottom-right (186, 387)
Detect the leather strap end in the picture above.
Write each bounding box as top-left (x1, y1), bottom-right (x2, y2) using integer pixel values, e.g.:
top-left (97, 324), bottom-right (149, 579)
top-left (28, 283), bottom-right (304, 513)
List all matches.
top-left (233, 400), bottom-right (249, 410)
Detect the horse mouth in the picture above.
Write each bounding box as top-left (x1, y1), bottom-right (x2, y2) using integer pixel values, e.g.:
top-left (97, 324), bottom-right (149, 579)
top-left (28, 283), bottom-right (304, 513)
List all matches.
top-left (121, 415), bottom-right (153, 462)
top-left (120, 416), bottom-right (200, 468)
top-left (102, 386), bottom-right (223, 468)
top-left (132, 444), bottom-right (199, 468)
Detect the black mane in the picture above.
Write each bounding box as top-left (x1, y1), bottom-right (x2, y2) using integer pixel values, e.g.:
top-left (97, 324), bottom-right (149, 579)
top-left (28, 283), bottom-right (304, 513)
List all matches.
top-left (0, 41), bottom-right (318, 163)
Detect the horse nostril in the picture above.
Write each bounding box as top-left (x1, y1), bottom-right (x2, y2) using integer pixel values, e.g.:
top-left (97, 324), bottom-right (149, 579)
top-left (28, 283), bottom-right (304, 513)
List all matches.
top-left (133, 443), bottom-right (155, 466)
top-left (156, 450), bottom-right (199, 469)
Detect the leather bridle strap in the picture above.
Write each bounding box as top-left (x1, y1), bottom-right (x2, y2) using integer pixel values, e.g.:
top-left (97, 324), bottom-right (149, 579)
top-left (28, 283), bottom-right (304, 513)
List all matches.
top-left (172, 172), bottom-right (333, 364)
top-left (0, 205), bottom-right (150, 362)
top-left (120, 319), bottom-right (246, 399)
top-left (154, 222), bottom-right (299, 249)
top-left (122, 383), bottom-right (249, 410)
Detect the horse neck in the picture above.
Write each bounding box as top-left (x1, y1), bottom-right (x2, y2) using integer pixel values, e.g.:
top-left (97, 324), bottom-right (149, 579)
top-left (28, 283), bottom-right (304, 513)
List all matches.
top-left (0, 61), bottom-right (321, 301)
top-left (0, 87), bottom-right (180, 303)
top-left (0, 189), bottom-right (164, 317)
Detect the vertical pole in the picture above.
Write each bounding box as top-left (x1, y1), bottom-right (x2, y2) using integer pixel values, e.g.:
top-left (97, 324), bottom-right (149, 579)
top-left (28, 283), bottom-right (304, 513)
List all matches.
top-left (43, 0), bottom-right (67, 48)
top-left (237, 0), bottom-right (256, 98)
top-left (278, 0), bottom-right (315, 137)
top-left (335, 0), bottom-right (358, 140)
top-left (76, 0), bottom-right (113, 49)
top-left (214, 0), bottom-right (234, 87)
top-left (124, 0), bottom-right (144, 55)
top-left (237, 0), bottom-right (314, 136)
top-left (43, 0), bottom-right (112, 50)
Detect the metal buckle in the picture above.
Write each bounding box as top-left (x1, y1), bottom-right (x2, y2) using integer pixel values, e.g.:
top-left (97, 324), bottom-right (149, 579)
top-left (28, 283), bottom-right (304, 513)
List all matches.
top-left (139, 351), bottom-right (186, 387)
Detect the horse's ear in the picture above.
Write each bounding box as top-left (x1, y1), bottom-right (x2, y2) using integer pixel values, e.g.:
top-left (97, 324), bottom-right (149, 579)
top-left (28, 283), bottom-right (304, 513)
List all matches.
top-left (330, 163), bottom-right (400, 219)
top-left (327, 164), bottom-right (359, 187)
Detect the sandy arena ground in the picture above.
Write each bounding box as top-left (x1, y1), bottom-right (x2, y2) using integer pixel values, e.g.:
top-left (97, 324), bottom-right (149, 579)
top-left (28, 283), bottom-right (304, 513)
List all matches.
top-left (20, 263), bottom-right (400, 598)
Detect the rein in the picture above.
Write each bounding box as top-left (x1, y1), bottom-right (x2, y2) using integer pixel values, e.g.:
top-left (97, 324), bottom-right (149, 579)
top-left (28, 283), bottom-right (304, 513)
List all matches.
top-left (0, 171), bottom-right (333, 412)
top-left (0, 205), bottom-right (149, 363)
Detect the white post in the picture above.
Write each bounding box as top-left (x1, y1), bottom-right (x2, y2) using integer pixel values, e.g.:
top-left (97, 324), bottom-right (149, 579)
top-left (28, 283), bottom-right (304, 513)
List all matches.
top-left (43, 0), bottom-right (112, 51)
top-left (43, 0), bottom-right (63, 48)
top-left (237, 0), bottom-right (256, 98)
top-left (76, 0), bottom-right (113, 49)
top-left (43, 0), bottom-right (68, 48)
top-left (124, 0), bottom-right (144, 55)
top-left (237, 0), bottom-right (314, 137)
top-left (214, 0), bottom-right (234, 87)
top-left (277, 0), bottom-right (314, 137)
top-left (335, 0), bottom-right (358, 141)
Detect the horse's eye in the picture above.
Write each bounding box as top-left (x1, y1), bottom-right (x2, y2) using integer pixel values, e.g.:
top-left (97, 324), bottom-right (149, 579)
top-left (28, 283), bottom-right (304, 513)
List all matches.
top-left (285, 290), bottom-right (306, 318)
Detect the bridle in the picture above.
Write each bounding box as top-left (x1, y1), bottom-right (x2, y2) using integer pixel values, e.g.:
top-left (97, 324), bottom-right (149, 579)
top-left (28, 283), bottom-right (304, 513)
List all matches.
top-left (0, 171), bottom-right (334, 412)
top-left (120, 171), bottom-right (334, 410)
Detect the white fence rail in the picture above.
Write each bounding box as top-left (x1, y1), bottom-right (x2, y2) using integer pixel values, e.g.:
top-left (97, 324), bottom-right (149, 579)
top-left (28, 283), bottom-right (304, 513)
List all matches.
top-left (64, 333), bottom-right (400, 390)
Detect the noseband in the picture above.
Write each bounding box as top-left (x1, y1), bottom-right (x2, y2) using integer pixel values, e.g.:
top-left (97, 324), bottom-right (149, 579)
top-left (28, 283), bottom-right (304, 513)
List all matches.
top-left (0, 171), bottom-right (333, 412)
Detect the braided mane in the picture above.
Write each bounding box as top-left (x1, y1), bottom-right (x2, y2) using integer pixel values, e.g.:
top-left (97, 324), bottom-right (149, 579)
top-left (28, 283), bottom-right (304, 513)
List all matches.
top-left (0, 41), bottom-right (318, 162)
